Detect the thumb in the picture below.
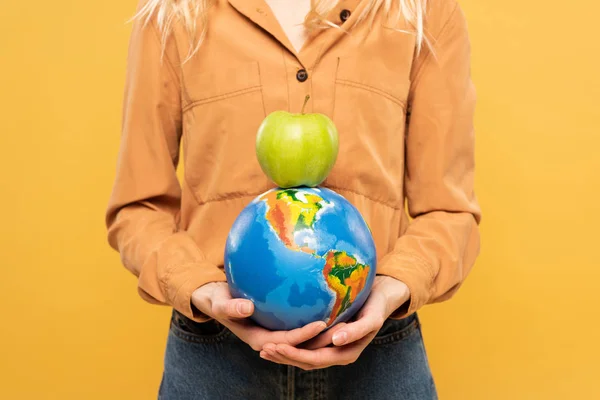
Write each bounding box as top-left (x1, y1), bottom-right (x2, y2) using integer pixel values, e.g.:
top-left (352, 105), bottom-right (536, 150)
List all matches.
top-left (215, 298), bottom-right (254, 319)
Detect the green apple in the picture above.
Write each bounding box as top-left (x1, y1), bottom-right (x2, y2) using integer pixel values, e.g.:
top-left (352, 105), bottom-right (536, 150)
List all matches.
top-left (256, 95), bottom-right (339, 188)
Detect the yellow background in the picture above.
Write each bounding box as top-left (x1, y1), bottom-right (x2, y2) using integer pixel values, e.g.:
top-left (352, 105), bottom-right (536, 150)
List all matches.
top-left (1, 0), bottom-right (598, 398)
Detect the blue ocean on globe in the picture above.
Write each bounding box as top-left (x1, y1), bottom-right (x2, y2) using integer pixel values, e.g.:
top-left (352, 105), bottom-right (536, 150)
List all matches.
top-left (224, 187), bottom-right (376, 331)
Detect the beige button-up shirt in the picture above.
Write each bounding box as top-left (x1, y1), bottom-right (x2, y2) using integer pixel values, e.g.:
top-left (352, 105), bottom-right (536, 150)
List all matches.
top-left (106, 0), bottom-right (481, 321)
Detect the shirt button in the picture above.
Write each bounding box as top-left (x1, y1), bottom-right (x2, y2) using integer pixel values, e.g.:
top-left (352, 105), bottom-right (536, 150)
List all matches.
top-left (340, 9), bottom-right (351, 23)
top-left (296, 69), bottom-right (308, 82)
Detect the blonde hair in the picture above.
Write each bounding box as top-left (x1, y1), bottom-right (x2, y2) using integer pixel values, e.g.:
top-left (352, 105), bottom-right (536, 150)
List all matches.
top-left (136, 0), bottom-right (428, 62)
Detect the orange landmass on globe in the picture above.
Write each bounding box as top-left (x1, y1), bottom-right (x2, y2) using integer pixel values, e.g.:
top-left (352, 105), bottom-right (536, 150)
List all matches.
top-left (322, 250), bottom-right (370, 325)
top-left (261, 189), bottom-right (326, 254)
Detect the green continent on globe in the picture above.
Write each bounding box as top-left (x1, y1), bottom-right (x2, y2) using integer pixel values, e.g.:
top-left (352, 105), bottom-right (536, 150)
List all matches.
top-left (322, 250), bottom-right (370, 325)
top-left (261, 189), bottom-right (329, 254)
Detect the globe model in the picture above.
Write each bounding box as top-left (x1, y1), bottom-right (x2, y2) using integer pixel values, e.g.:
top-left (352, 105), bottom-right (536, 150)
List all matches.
top-left (224, 187), bottom-right (376, 331)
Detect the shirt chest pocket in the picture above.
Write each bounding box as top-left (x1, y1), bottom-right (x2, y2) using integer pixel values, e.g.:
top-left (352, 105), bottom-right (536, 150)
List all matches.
top-left (327, 56), bottom-right (411, 208)
top-left (181, 61), bottom-right (271, 204)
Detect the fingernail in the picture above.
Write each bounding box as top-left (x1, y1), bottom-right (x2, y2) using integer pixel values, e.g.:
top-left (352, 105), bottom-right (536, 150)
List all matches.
top-left (260, 351), bottom-right (269, 359)
top-left (238, 303), bottom-right (251, 315)
top-left (332, 331), bottom-right (348, 346)
top-left (317, 321), bottom-right (327, 330)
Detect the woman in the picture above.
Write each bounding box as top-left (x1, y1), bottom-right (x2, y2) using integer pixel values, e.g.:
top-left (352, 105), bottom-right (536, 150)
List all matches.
top-left (106, 0), bottom-right (481, 398)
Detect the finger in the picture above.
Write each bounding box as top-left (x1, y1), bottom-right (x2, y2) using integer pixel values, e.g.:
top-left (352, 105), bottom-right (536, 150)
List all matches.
top-left (302, 323), bottom-right (348, 350)
top-left (213, 298), bottom-right (254, 320)
top-left (226, 320), bottom-right (267, 351)
top-left (262, 346), bottom-right (315, 370)
top-left (227, 319), bottom-right (326, 352)
top-left (275, 337), bottom-right (371, 368)
top-left (275, 344), bottom-right (337, 368)
top-left (260, 351), bottom-right (314, 371)
top-left (225, 318), bottom-right (291, 352)
top-left (250, 320), bottom-right (326, 352)
top-left (278, 320), bottom-right (327, 346)
top-left (331, 312), bottom-right (382, 346)
top-left (259, 350), bottom-right (281, 364)
top-left (260, 351), bottom-right (276, 362)
top-left (222, 318), bottom-right (320, 352)
top-left (227, 318), bottom-right (327, 352)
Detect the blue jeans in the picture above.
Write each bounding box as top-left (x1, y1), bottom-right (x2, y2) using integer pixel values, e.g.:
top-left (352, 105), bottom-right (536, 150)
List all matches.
top-left (159, 310), bottom-right (438, 399)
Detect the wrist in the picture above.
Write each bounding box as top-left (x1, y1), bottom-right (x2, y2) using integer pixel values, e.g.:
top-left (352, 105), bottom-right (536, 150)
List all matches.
top-left (374, 275), bottom-right (411, 317)
top-left (191, 281), bottom-right (222, 316)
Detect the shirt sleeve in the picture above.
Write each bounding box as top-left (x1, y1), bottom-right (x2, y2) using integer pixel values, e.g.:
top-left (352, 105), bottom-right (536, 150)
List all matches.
top-left (377, 2), bottom-right (482, 318)
top-left (105, 12), bottom-right (226, 322)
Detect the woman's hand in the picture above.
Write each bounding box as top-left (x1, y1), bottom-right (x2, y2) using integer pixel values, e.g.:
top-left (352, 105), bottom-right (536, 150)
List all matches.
top-left (191, 282), bottom-right (327, 351)
top-left (260, 275), bottom-right (410, 370)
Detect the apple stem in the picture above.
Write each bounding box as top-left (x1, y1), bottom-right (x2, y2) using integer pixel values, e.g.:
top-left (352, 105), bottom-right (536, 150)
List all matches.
top-left (301, 94), bottom-right (310, 114)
